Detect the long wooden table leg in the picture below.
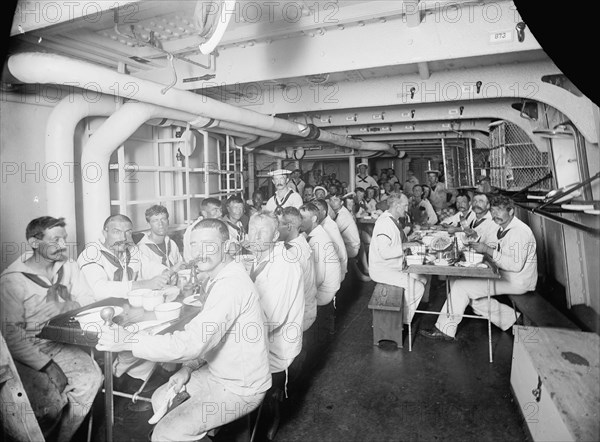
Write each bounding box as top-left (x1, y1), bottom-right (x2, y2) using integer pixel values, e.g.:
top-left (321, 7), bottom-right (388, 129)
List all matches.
top-left (487, 279), bottom-right (493, 363)
top-left (104, 352), bottom-right (114, 442)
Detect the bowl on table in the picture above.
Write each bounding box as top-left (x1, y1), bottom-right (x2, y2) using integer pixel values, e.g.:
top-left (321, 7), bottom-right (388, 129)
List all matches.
top-left (142, 291), bottom-right (165, 311)
top-left (154, 302), bottom-right (182, 321)
top-left (128, 289), bottom-right (152, 308)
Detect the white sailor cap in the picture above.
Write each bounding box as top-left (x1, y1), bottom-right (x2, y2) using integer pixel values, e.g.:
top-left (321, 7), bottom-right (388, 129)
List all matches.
top-left (314, 186), bottom-right (327, 194)
top-left (425, 169), bottom-right (440, 175)
top-left (356, 162), bottom-right (369, 168)
top-left (268, 169), bottom-right (292, 177)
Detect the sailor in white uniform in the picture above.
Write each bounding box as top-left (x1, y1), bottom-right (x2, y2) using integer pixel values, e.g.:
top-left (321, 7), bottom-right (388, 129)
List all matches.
top-left (265, 169), bottom-right (303, 214)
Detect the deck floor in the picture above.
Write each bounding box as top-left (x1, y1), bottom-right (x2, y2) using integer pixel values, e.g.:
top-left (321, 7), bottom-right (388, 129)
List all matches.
top-left (87, 273), bottom-right (529, 442)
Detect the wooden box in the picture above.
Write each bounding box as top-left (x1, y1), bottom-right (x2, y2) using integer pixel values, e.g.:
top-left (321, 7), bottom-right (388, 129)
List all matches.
top-left (511, 326), bottom-right (599, 441)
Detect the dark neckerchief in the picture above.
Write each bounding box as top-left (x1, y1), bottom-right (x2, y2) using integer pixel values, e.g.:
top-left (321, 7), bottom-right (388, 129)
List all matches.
top-left (144, 238), bottom-right (171, 267)
top-left (225, 219), bottom-right (245, 241)
top-left (357, 175), bottom-right (369, 183)
top-left (101, 249), bottom-right (134, 281)
top-left (471, 217), bottom-right (486, 229)
top-left (250, 259), bottom-right (269, 282)
top-left (21, 265), bottom-right (71, 302)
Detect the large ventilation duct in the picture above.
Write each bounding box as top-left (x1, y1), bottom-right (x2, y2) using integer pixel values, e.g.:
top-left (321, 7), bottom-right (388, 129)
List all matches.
top-left (8, 53), bottom-right (393, 154)
top-left (81, 101), bottom-right (260, 242)
top-left (45, 94), bottom-right (117, 243)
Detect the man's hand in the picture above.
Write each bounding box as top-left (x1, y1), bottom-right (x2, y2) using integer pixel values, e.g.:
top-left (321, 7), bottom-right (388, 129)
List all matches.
top-left (135, 273), bottom-right (170, 290)
top-left (96, 324), bottom-right (134, 353)
top-left (407, 231), bottom-right (422, 242)
top-left (43, 360), bottom-right (68, 393)
top-left (168, 366), bottom-right (193, 393)
top-left (469, 241), bottom-right (492, 255)
top-left (37, 301), bottom-right (79, 319)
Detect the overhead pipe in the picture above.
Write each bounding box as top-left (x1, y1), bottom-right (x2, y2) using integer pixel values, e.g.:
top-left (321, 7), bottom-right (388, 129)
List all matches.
top-left (45, 93), bottom-right (117, 245)
top-left (305, 124), bottom-right (397, 155)
top-left (81, 101), bottom-right (242, 242)
top-left (8, 52), bottom-right (393, 154)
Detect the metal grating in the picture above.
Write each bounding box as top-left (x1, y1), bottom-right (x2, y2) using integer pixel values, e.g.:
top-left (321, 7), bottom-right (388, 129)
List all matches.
top-left (475, 122), bottom-right (551, 191)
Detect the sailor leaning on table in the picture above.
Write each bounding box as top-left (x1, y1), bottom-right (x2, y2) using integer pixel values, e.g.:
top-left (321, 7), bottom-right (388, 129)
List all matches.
top-left (97, 219), bottom-right (272, 442)
top-left (0, 216), bottom-right (102, 441)
top-left (368, 193), bottom-right (429, 324)
top-left (77, 214), bottom-right (175, 382)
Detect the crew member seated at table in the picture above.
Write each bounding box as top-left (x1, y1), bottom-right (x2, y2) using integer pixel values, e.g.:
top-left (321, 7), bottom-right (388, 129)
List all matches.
top-left (300, 203), bottom-right (341, 339)
top-left (289, 169), bottom-right (305, 195)
top-left (369, 193), bottom-right (428, 324)
top-left (246, 212), bottom-right (304, 371)
top-left (364, 186), bottom-right (379, 214)
top-left (426, 170), bottom-right (455, 215)
top-left (409, 184), bottom-right (438, 226)
top-left (403, 169), bottom-right (420, 195)
top-left (329, 195), bottom-right (370, 282)
top-left (182, 197), bottom-right (223, 262)
top-left (303, 184), bottom-right (315, 203)
top-left (440, 193), bottom-right (476, 230)
top-left (247, 212), bottom-right (305, 438)
top-left (0, 216), bottom-right (102, 440)
top-left (97, 219), bottom-right (271, 442)
top-left (138, 205), bottom-right (183, 271)
top-left (265, 169), bottom-right (303, 214)
top-left (313, 185), bottom-right (327, 200)
top-left (355, 162), bottom-right (378, 190)
top-left (77, 214), bottom-right (171, 381)
top-left (247, 190), bottom-right (266, 217)
top-left (463, 192), bottom-right (498, 246)
top-left (78, 214), bottom-right (171, 299)
top-left (314, 199), bottom-right (348, 280)
top-left (277, 208), bottom-right (317, 334)
top-left (420, 195), bottom-right (537, 341)
top-left (222, 195), bottom-right (247, 244)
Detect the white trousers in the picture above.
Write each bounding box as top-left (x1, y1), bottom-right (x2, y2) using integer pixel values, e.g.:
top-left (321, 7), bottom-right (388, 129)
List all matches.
top-left (151, 366), bottom-right (265, 441)
top-left (435, 278), bottom-right (526, 338)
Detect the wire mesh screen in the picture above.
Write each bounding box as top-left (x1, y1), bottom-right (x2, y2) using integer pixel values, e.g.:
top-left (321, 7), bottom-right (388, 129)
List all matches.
top-left (478, 122), bottom-right (551, 191)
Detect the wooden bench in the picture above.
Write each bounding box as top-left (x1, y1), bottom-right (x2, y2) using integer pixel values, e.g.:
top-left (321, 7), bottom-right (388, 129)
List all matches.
top-left (368, 283), bottom-right (405, 347)
top-left (505, 292), bottom-right (579, 330)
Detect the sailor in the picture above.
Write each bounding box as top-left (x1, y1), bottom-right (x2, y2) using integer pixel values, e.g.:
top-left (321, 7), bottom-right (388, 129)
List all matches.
top-left (425, 170), bottom-right (450, 214)
top-left (289, 169), bottom-right (306, 196)
top-left (368, 193), bottom-right (428, 324)
top-left (77, 214), bottom-right (170, 381)
top-left (97, 219), bottom-right (271, 441)
top-left (299, 203), bottom-right (341, 339)
top-left (420, 195), bottom-right (537, 340)
top-left (302, 184), bottom-right (315, 203)
top-left (77, 214), bottom-right (171, 299)
top-left (355, 162), bottom-right (378, 190)
top-left (222, 195), bottom-right (247, 243)
top-left (0, 216), bottom-right (102, 440)
top-left (314, 198), bottom-right (348, 280)
top-left (137, 205), bottom-right (183, 270)
top-left (440, 193), bottom-right (476, 229)
top-left (410, 184), bottom-right (438, 226)
top-left (246, 212), bottom-right (305, 437)
top-left (402, 169), bottom-right (420, 195)
top-left (182, 197), bottom-right (223, 262)
top-left (265, 169), bottom-right (303, 215)
top-left (464, 192), bottom-right (498, 247)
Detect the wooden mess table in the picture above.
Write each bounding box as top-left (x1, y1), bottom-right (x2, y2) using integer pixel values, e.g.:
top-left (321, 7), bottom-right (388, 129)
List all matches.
top-left (405, 259), bottom-right (501, 362)
top-left (37, 297), bottom-right (201, 442)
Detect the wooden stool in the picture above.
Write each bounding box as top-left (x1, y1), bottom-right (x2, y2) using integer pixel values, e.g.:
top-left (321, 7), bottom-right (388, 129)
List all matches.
top-left (368, 283), bottom-right (405, 348)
